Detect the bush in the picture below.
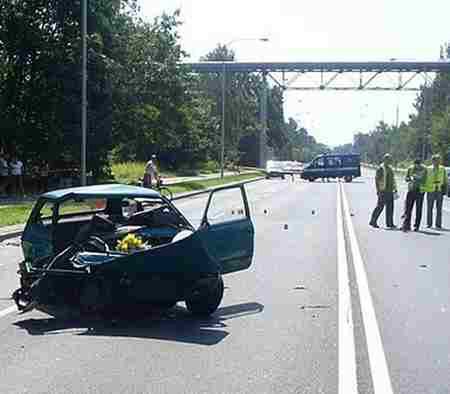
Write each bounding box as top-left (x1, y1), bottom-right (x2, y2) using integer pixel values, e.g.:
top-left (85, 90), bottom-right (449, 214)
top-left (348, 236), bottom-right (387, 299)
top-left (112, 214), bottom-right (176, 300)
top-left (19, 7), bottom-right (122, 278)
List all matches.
top-left (176, 166), bottom-right (199, 177)
top-left (111, 162), bottom-right (146, 184)
top-left (199, 160), bottom-right (220, 174)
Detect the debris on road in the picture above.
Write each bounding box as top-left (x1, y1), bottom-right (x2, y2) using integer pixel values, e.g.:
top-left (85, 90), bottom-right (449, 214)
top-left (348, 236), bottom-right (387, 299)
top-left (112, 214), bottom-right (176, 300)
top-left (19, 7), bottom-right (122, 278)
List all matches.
top-left (300, 305), bottom-right (331, 310)
top-left (419, 264), bottom-right (428, 268)
top-left (294, 286), bottom-right (307, 290)
top-left (284, 224), bottom-right (289, 230)
top-left (312, 210), bottom-right (315, 215)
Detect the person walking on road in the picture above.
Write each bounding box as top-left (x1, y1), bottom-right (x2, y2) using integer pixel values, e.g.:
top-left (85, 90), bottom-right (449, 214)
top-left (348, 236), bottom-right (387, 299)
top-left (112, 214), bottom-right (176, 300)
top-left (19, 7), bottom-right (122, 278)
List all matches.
top-left (401, 158), bottom-right (427, 232)
top-left (369, 153), bottom-right (398, 229)
top-left (143, 154), bottom-right (159, 188)
top-left (424, 154), bottom-right (448, 229)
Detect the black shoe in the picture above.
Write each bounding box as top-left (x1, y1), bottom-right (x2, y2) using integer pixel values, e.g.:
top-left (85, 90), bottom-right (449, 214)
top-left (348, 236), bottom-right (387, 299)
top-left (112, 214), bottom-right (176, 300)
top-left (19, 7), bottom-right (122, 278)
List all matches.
top-left (387, 225), bottom-right (397, 229)
top-left (436, 225), bottom-right (442, 229)
top-left (413, 227), bottom-right (419, 232)
top-left (402, 227), bottom-right (410, 232)
top-left (427, 224), bottom-right (432, 228)
top-left (369, 222), bottom-right (379, 228)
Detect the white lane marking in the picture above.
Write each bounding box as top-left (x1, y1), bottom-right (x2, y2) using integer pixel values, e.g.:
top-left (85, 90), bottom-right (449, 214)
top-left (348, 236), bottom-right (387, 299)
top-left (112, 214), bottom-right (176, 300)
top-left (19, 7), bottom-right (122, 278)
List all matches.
top-left (0, 305), bottom-right (16, 318)
top-left (341, 183), bottom-right (394, 394)
top-left (336, 184), bottom-right (358, 394)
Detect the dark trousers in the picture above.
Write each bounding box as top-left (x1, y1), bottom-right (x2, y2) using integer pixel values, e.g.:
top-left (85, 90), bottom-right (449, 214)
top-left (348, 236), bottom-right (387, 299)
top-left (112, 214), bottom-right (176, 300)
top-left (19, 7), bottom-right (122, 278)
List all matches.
top-left (427, 191), bottom-right (444, 227)
top-left (402, 191), bottom-right (424, 230)
top-left (370, 191), bottom-right (394, 227)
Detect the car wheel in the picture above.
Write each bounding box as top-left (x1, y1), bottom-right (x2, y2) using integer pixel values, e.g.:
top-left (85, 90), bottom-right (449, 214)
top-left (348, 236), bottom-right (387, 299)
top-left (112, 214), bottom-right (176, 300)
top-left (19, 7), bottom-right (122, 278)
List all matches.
top-left (308, 178), bottom-right (315, 182)
top-left (344, 176), bottom-right (353, 183)
top-left (185, 276), bottom-right (224, 316)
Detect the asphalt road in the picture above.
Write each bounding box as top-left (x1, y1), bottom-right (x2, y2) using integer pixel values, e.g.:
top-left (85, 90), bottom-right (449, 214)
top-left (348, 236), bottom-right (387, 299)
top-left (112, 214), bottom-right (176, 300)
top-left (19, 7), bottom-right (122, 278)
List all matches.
top-left (0, 175), bottom-right (450, 393)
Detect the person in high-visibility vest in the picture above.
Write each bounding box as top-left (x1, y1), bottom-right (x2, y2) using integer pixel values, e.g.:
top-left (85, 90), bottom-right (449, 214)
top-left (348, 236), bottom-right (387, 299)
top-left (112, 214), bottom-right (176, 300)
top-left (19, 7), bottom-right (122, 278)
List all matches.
top-left (401, 158), bottom-right (427, 232)
top-left (369, 153), bottom-right (398, 229)
top-left (424, 154), bottom-right (449, 229)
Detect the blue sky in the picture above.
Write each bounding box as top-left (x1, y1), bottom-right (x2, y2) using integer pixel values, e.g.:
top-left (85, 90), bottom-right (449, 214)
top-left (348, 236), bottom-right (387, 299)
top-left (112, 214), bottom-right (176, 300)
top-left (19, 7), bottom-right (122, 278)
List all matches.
top-left (139, 0), bottom-right (450, 146)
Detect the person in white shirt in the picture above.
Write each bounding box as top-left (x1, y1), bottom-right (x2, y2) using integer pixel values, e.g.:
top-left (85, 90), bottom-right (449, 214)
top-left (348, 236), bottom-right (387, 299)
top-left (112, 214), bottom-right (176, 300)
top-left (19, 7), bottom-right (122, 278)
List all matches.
top-left (10, 154), bottom-right (24, 196)
top-left (143, 154), bottom-right (160, 187)
top-left (0, 152), bottom-right (11, 196)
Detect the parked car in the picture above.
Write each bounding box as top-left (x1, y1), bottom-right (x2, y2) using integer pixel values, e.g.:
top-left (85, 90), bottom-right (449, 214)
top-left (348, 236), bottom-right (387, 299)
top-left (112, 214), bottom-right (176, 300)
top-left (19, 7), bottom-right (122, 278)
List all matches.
top-left (13, 183), bottom-right (254, 318)
top-left (300, 153), bottom-right (361, 182)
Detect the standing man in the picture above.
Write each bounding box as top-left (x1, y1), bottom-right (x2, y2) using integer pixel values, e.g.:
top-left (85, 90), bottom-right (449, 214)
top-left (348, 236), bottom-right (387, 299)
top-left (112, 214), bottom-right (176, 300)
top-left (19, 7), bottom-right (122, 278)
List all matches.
top-left (369, 153), bottom-right (398, 228)
top-left (0, 152), bottom-right (10, 197)
top-left (143, 154), bottom-right (159, 188)
top-left (401, 158), bottom-right (427, 232)
top-left (9, 154), bottom-right (25, 197)
top-left (425, 154), bottom-right (448, 229)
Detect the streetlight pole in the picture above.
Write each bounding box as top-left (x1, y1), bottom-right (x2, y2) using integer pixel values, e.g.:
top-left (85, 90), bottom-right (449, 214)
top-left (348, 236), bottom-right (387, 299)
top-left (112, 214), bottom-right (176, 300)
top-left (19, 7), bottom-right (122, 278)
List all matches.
top-left (220, 61), bottom-right (226, 178)
top-left (220, 37), bottom-right (268, 178)
top-left (81, 0), bottom-right (87, 186)
top-left (260, 71), bottom-right (268, 168)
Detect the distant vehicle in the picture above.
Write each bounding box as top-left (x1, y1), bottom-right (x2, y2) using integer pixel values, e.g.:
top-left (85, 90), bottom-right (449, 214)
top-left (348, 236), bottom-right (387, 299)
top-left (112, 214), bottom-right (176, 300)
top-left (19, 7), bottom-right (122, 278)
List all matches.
top-left (282, 161), bottom-right (303, 174)
top-left (265, 160), bottom-right (285, 179)
top-left (300, 153), bottom-right (361, 182)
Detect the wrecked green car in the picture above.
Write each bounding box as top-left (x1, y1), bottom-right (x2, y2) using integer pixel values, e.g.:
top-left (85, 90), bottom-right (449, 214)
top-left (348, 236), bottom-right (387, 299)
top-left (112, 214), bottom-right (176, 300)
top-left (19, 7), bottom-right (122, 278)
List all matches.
top-left (13, 184), bottom-right (254, 317)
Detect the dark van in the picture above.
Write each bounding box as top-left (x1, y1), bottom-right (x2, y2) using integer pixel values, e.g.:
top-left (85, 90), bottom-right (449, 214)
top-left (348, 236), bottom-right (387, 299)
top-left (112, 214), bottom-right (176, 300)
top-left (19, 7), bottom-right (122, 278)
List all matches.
top-left (300, 154), bottom-right (361, 182)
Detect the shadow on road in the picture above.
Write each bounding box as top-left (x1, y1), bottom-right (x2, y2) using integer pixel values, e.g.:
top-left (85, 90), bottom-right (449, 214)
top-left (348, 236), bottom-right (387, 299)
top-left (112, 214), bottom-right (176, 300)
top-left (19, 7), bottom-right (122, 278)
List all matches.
top-left (13, 302), bottom-right (264, 346)
top-left (416, 230), bottom-right (442, 236)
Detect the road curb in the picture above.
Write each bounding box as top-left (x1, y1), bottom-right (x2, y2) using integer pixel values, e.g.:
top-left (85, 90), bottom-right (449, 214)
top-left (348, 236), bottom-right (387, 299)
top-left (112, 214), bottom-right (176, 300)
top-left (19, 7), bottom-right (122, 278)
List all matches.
top-left (0, 176), bottom-right (265, 242)
top-left (0, 229), bottom-right (24, 243)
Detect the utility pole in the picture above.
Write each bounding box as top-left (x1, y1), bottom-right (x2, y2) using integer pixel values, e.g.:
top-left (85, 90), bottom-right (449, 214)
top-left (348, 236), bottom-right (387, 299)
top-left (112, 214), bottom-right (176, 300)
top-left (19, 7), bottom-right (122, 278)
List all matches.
top-left (395, 104), bottom-right (399, 129)
top-left (81, 0), bottom-right (87, 185)
top-left (259, 71), bottom-right (268, 168)
top-left (422, 85), bottom-right (432, 161)
top-left (220, 62), bottom-right (226, 178)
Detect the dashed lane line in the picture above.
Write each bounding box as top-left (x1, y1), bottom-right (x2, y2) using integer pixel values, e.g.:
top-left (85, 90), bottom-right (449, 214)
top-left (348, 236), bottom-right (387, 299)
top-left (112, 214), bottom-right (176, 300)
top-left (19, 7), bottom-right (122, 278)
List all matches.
top-left (341, 183), bottom-right (394, 394)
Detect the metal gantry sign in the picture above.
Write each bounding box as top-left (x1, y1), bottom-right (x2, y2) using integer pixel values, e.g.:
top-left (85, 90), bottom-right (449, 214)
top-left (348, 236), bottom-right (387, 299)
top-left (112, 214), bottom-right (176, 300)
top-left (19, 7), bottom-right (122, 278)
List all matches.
top-left (183, 61), bottom-right (450, 91)
top-left (183, 61), bottom-right (450, 166)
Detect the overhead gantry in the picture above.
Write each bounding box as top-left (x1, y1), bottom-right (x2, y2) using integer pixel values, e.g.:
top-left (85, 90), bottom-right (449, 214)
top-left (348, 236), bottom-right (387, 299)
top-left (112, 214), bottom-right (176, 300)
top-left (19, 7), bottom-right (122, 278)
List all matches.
top-left (182, 61), bottom-right (450, 166)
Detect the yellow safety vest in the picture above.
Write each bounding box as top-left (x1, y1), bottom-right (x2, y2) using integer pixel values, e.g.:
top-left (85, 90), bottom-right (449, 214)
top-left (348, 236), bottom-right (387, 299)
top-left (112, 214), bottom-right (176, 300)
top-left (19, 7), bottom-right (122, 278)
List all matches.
top-left (424, 165), bottom-right (447, 193)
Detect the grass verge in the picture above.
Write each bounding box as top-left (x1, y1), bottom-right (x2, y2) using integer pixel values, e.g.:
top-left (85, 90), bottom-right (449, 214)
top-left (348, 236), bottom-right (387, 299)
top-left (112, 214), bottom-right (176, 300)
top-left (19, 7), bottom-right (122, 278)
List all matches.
top-left (0, 204), bottom-right (33, 228)
top-left (0, 172), bottom-right (263, 228)
top-left (168, 172), bottom-right (263, 194)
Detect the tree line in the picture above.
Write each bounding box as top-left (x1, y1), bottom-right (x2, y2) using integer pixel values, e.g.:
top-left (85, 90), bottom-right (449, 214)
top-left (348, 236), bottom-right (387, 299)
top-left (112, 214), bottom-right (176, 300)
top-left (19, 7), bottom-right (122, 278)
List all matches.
top-left (0, 1), bottom-right (327, 178)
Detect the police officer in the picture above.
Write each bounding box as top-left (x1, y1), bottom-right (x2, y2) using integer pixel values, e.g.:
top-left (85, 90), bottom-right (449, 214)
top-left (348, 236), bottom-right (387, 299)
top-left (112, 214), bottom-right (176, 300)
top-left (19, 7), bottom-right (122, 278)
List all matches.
top-left (401, 158), bottom-right (427, 232)
top-left (369, 154), bottom-right (398, 228)
top-left (425, 154), bottom-right (448, 229)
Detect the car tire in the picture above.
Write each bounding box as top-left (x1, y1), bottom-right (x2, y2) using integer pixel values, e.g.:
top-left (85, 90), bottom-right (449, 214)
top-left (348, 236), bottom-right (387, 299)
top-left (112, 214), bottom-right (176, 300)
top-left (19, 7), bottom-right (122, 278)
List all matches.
top-left (344, 176), bottom-right (353, 183)
top-left (185, 276), bottom-right (224, 317)
top-left (308, 178), bottom-right (315, 182)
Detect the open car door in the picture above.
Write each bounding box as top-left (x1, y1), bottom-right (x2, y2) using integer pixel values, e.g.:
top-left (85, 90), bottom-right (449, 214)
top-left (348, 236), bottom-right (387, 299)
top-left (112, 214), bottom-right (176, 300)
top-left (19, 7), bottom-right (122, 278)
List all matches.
top-left (197, 184), bottom-right (254, 274)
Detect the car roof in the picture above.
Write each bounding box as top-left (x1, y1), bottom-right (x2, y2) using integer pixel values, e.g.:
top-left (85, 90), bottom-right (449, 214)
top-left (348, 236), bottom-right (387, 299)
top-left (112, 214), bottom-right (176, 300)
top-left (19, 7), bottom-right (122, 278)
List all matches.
top-left (41, 184), bottom-right (161, 201)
